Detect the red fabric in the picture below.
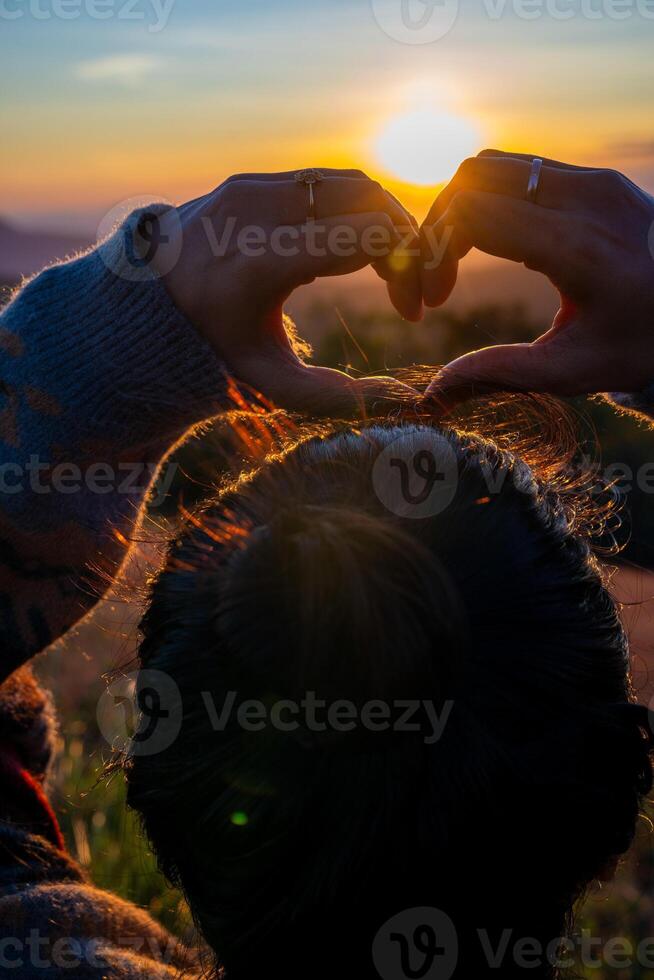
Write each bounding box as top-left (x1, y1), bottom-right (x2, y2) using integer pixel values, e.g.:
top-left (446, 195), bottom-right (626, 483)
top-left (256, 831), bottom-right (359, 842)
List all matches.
top-left (0, 745), bottom-right (65, 851)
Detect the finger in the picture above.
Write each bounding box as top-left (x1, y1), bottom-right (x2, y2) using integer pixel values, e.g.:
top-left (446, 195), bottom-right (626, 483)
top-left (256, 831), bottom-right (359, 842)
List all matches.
top-left (422, 341), bottom-right (579, 410)
top-left (420, 247), bottom-right (459, 307)
top-left (370, 191), bottom-right (422, 320)
top-left (273, 176), bottom-right (414, 228)
top-left (372, 191), bottom-right (423, 320)
top-left (235, 351), bottom-right (419, 417)
top-left (371, 215), bottom-right (423, 321)
top-left (423, 156), bottom-right (579, 228)
top-left (267, 363), bottom-right (420, 417)
top-left (221, 179), bottom-right (423, 320)
top-left (280, 211), bottom-right (402, 284)
top-left (420, 156), bottom-right (578, 307)
top-left (380, 247), bottom-right (424, 322)
top-left (222, 168), bottom-right (370, 184)
top-left (272, 180), bottom-right (422, 321)
top-left (219, 175), bottom-right (418, 256)
top-left (474, 153), bottom-right (637, 201)
top-left (419, 227), bottom-right (459, 308)
top-left (424, 191), bottom-right (589, 302)
top-left (385, 189), bottom-right (420, 234)
top-left (476, 149), bottom-right (595, 172)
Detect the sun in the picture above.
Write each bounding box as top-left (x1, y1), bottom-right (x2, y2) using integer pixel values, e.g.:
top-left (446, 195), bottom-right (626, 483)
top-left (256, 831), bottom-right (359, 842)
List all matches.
top-left (373, 108), bottom-right (481, 187)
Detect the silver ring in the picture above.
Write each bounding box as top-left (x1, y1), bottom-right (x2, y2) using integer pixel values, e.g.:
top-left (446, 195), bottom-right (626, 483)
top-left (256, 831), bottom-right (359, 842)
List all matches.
top-left (294, 168), bottom-right (324, 221)
top-left (526, 157), bottom-right (543, 204)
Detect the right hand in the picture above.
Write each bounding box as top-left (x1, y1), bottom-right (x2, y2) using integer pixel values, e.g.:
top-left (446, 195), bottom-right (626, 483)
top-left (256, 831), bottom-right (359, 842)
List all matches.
top-left (420, 151), bottom-right (654, 407)
top-left (148, 170), bottom-right (422, 415)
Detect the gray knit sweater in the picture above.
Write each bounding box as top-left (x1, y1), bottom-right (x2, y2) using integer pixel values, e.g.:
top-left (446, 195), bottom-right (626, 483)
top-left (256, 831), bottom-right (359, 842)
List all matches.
top-left (0, 206), bottom-right (229, 685)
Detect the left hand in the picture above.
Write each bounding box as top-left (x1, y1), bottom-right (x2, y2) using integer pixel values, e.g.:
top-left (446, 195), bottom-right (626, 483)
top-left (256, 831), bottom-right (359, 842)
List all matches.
top-left (149, 169), bottom-right (422, 415)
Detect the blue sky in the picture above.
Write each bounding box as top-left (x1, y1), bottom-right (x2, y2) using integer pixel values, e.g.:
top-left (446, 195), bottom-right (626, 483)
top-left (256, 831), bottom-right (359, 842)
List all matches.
top-left (2, 0), bottom-right (653, 229)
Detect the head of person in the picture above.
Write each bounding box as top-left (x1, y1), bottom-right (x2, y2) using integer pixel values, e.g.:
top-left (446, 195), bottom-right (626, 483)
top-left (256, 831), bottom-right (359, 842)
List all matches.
top-left (125, 407), bottom-right (652, 979)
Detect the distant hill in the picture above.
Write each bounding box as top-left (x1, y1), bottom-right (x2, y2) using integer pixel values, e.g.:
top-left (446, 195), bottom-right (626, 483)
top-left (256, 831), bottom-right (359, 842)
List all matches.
top-left (0, 217), bottom-right (92, 284)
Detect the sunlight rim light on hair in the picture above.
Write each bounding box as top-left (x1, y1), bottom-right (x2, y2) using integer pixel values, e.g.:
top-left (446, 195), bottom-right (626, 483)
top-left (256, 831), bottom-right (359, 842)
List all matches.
top-left (373, 109), bottom-right (482, 187)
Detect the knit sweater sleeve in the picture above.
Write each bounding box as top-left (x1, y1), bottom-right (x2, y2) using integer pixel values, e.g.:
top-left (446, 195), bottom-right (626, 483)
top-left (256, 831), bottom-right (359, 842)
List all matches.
top-left (0, 206), bottom-right (230, 681)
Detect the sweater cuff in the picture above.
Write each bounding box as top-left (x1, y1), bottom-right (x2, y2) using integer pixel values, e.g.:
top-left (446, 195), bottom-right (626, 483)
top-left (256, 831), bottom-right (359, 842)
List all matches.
top-left (11, 206), bottom-right (231, 456)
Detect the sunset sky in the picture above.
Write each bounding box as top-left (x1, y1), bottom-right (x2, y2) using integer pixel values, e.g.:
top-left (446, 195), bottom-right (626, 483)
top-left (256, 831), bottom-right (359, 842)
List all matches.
top-left (2, 0), bottom-right (653, 234)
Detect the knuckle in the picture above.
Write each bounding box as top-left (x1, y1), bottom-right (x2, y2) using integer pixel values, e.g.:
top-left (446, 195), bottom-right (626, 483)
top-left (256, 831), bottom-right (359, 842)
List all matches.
top-left (592, 168), bottom-right (625, 195)
top-left (218, 180), bottom-right (244, 204)
top-left (223, 173), bottom-right (252, 186)
top-left (367, 179), bottom-right (384, 197)
top-left (457, 157), bottom-right (478, 179)
top-left (324, 167), bottom-right (361, 179)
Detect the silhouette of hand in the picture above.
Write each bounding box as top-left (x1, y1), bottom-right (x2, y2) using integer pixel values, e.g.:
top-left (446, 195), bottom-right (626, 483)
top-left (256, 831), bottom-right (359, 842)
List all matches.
top-left (421, 150), bottom-right (654, 407)
top-left (149, 170), bottom-right (422, 415)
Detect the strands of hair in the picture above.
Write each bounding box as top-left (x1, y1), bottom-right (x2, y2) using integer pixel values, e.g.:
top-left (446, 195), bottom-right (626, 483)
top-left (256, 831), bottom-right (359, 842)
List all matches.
top-left (178, 368), bottom-right (624, 566)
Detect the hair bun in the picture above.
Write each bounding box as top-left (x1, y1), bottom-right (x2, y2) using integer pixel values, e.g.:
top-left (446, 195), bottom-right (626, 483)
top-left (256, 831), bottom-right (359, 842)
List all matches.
top-left (218, 503), bottom-right (464, 710)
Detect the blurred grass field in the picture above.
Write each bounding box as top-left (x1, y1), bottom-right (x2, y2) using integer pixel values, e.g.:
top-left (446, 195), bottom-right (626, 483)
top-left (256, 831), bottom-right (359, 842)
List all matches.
top-left (44, 684), bottom-right (193, 940)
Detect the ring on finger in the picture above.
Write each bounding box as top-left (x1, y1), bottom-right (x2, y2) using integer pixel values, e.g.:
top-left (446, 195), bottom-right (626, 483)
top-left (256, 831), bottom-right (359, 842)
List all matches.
top-left (294, 169), bottom-right (324, 221)
top-left (526, 157), bottom-right (544, 205)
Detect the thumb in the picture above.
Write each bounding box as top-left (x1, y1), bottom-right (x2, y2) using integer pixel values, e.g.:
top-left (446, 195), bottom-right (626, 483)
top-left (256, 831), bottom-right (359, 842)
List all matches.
top-left (423, 342), bottom-right (577, 412)
top-left (232, 352), bottom-right (419, 417)
top-left (287, 366), bottom-right (420, 417)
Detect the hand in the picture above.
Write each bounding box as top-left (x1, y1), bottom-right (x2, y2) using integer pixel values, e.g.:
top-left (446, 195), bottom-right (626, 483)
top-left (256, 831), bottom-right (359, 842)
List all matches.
top-left (420, 150), bottom-right (654, 406)
top-left (149, 170), bottom-right (423, 415)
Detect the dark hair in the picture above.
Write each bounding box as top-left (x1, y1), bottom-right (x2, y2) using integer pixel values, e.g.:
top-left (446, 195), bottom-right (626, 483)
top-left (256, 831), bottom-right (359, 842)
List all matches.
top-left (125, 407), bottom-right (653, 979)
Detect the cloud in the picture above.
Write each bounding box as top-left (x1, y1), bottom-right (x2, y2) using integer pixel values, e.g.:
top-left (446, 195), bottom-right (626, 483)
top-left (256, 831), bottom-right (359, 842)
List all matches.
top-left (606, 140), bottom-right (654, 160)
top-left (73, 54), bottom-right (164, 85)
